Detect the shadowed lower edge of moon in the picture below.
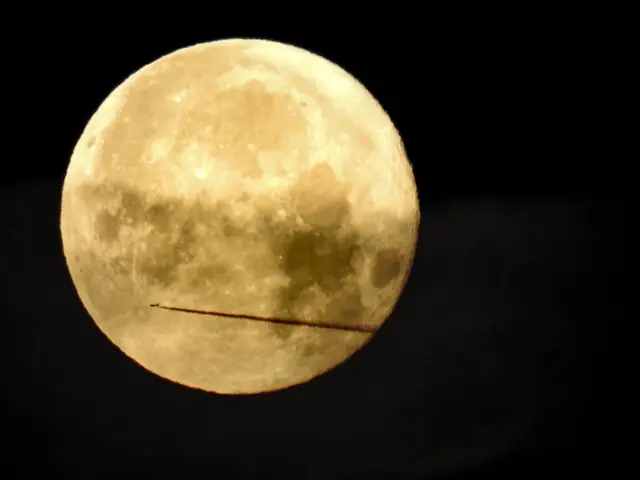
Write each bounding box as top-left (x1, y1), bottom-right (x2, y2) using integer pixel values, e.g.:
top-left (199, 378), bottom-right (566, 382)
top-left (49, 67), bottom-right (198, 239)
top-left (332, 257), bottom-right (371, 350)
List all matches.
top-left (62, 176), bottom-right (418, 394)
top-left (125, 307), bottom-right (377, 395)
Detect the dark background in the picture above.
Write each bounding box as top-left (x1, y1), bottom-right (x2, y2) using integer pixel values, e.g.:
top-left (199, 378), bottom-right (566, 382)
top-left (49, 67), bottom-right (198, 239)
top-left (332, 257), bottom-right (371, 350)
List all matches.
top-left (4, 10), bottom-right (620, 479)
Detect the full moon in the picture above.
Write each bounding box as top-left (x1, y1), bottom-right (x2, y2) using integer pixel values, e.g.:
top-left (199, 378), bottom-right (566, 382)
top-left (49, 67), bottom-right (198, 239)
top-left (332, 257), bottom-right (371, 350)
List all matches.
top-left (60, 38), bottom-right (419, 394)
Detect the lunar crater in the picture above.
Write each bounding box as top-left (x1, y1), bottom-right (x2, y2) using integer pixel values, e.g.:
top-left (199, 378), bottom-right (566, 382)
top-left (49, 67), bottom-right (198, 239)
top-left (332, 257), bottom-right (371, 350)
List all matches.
top-left (371, 248), bottom-right (403, 289)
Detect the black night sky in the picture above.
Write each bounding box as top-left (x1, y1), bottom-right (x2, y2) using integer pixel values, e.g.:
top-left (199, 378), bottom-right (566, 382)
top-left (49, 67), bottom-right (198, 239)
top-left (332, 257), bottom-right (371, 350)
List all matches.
top-left (3, 10), bottom-right (620, 479)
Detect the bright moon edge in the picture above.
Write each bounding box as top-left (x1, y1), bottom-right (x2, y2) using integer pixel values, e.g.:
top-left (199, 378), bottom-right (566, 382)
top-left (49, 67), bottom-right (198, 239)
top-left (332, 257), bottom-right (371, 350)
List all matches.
top-left (61, 38), bottom-right (419, 395)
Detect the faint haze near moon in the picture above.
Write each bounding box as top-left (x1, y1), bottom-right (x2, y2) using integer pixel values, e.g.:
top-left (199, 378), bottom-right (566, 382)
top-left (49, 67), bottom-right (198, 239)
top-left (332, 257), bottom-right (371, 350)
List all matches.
top-left (4, 178), bottom-right (604, 475)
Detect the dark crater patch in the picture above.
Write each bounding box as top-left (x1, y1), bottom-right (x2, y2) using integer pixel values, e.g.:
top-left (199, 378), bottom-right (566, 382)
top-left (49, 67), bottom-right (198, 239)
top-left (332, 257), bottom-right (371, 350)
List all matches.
top-left (145, 200), bottom-right (175, 232)
top-left (370, 248), bottom-right (402, 289)
top-left (82, 183), bottom-right (229, 289)
top-left (263, 192), bottom-right (366, 339)
top-left (120, 190), bottom-right (146, 222)
top-left (221, 216), bottom-right (244, 238)
top-left (138, 215), bottom-right (200, 288)
top-left (93, 209), bottom-right (121, 243)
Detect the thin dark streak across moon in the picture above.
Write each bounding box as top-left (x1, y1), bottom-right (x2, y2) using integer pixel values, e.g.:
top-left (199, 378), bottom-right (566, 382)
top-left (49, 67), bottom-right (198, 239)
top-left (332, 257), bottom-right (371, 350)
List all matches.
top-left (149, 303), bottom-right (378, 333)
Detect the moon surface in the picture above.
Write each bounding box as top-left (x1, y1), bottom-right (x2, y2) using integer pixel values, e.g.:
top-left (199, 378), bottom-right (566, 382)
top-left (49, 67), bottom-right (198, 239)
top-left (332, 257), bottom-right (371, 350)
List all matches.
top-left (60, 38), bottom-right (419, 394)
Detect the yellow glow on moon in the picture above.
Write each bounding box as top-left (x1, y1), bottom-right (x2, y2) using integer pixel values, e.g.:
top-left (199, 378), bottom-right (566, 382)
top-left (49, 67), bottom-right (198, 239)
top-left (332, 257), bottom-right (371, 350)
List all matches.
top-left (60, 38), bottom-right (420, 394)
